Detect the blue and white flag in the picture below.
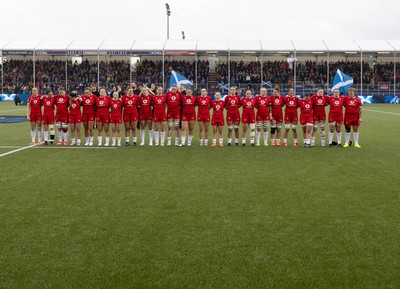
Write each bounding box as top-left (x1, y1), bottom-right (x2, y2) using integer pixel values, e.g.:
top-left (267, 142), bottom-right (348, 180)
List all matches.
top-left (169, 70), bottom-right (192, 88)
top-left (262, 80), bottom-right (273, 88)
top-left (218, 83), bottom-right (229, 91)
top-left (332, 69), bottom-right (353, 94)
top-left (1, 94), bottom-right (15, 101)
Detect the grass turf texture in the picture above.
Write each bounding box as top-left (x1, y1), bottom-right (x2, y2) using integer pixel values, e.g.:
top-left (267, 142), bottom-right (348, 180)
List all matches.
top-left (0, 102), bottom-right (399, 289)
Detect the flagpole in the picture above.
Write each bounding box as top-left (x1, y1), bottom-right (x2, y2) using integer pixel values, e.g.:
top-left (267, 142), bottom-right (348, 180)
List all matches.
top-left (228, 39), bottom-right (231, 91)
top-left (195, 39), bottom-right (198, 90)
top-left (162, 39), bottom-right (167, 92)
top-left (387, 41), bottom-right (396, 97)
top-left (360, 50), bottom-right (363, 96)
top-left (260, 39), bottom-right (263, 90)
top-left (290, 40), bottom-right (296, 95)
top-left (322, 40), bottom-right (329, 92)
top-left (353, 40), bottom-right (363, 96)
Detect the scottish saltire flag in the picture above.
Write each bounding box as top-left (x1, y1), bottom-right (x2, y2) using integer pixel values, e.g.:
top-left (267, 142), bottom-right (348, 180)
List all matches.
top-left (218, 83), bottom-right (229, 91)
top-left (262, 80), bottom-right (273, 88)
top-left (169, 70), bottom-right (192, 88)
top-left (1, 94), bottom-right (15, 101)
top-left (332, 69), bottom-right (353, 94)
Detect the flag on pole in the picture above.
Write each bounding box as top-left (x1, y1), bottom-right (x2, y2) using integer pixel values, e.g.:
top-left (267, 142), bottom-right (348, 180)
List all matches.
top-left (218, 83), bottom-right (229, 91)
top-left (332, 69), bottom-right (353, 94)
top-left (169, 70), bottom-right (192, 88)
top-left (262, 80), bottom-right (273, 88)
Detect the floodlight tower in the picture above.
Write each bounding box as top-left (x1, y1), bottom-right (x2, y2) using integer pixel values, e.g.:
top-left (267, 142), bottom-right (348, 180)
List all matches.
top-left (165, 3), bottom-right (171, 39)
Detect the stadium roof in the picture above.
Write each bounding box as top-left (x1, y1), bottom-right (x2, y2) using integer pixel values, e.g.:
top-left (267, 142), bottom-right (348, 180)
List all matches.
top-left (0, 39), bottom-right (398, 54)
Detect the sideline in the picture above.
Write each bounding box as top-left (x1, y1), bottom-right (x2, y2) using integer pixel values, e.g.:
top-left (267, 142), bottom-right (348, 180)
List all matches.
top-left (0, 143), bottom-right (39, 158)
top-left (363, 109), bottom-right (400, 116)
top-left (0, 145), bottom-right (117, 157)
top-left (0, 108), bottom-right (26, 113)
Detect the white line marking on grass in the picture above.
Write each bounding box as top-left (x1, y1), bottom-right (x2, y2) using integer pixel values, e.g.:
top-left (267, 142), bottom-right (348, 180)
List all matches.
top-left (0, 108), bottom-right (26, 113)
top-left (364, 109), bottom-right (400, 116)
top-left (0, 146), bottom-right (23, 149)
top-left (0, 143), bottom-right (39, 158)
top-left (33, 146), bottom-right (117, 150)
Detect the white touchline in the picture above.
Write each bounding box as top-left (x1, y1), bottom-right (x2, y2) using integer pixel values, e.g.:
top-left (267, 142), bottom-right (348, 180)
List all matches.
top-left (33, 147), bottom-right (117, 150)
top-left (364, 109), bottom-right (400, 116)
top-left (0, 145), bottom-right (118, 157)
top-left (0, 143), bottom-right (39, 158)
top-left (0, 108), bottom-right (26, 113)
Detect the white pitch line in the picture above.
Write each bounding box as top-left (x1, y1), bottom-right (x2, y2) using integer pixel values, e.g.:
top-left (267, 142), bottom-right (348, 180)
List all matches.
top-left (364, 109), bottom-right (400, 116)
top-left (0, 143), bottom-right (39, 158)
top-left (0, 146), bottom-right (23, 149)
top-left (0, 108), bottom-right (26, 113)
top-left (33, 146), bottom-right (117, 149)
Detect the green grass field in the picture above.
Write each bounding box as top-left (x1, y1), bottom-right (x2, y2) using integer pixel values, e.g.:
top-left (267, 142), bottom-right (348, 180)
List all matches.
top-left (1, 102), bottom-right (400, 289)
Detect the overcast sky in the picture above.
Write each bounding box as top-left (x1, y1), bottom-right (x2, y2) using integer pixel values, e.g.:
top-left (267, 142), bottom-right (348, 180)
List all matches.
top-left (2, 0), bottom-right (399, 41)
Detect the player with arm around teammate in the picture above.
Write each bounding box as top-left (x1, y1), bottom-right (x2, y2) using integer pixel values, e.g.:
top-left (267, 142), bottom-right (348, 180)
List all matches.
top-left (311, 88), bottom-right (328, 146)
top-left (121, 88), bottom-right (140, 145)
top-left (327, 88), bottom-right (345, 147)
top-left (299, 93), bottom-right (314, 148)
top-left (211, 92), bottom-right (225, 147)
top-left (41, 89), bottom-right (56, 145)
top-left (139, 87), bottom-right (154, 146)
top-left (166, 85), bottom-right (182, 146)
top-left (110, 91), bottom-right (123, 146)
top-left (255, 87), bottom-right (271, 146)
top-left (54, 87), bottom-right (70, 146)
top-left (26, 87), bottom-right (43, 144)
top-left (343, 88), bottom-right (363, 148)
top-left (152, 87), bottom-right (167, 146)
top-left (68, 91), bottom-right (82, 146)
top-left (270, 86), bottom-right (284, 146)
top-left (283, 88), bottom-right (299, 147)
top-left (196, 88), bottom-right (212, 146)
top-left (240, 89), bottom-right (257, 147)
top-left (95, 88), bottom-right (111, 146)
top-left (180, 87), bottom-right (196, 146)
top-left (225, 86), bottom-right (241, 146)
top-left (81, 87), bottom-right (96, 146)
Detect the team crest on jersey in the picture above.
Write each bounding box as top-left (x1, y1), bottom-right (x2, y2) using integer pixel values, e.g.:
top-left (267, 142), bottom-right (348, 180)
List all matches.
top-left (86, 100), bottom-right (90, 104)
top-left (72, 104), bottom-right (76, 108)
top-left (187, 99), bottom-right (192, 104)
top-left (172, 96), bottom-right (176, 101)
top-left (216, 105), bottom-right (221, 109)
top-left (275, 99), bottom-right (279, 103)
top-left (33, 100), bottom-right (38, 104)
top-left (246, 102), bottom-right (252, 107)
top-left (261, 100), bottom-right (265, 105)
top-left (350, 100), bottom-right (355, 104)
top-left (59, 98), bottom-right (64, 103)
top-left (113, 104), bottom-right (117, 108)
top-left (128, 101), bottom-right (132, 105)
top-left (289, 101), bottom-right (294, 105)
top-left (157, 99), bottom-right (161, 103)
top-left (318, 99), bottom-right (322, 104)
top-left (231, 100), bottom-right (235, 104)
top-left (202, 100), bottom-right (206, 104)
top-left (143, 99), bottom-right (148, 104)
top-left (305, 104), bottom-right (310, 109)
top-left (335, 101), bottom-right (339, 105)
top-left (46, 101), bottom-right (50, 105)
top-left (100, 101), bottom-right (104, 105)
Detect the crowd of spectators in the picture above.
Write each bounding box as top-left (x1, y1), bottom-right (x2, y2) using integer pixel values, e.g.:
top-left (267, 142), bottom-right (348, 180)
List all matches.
top-left (1, 58), bottom-right (399, 94)
top-left (0, 59), bottom-right (209, 94)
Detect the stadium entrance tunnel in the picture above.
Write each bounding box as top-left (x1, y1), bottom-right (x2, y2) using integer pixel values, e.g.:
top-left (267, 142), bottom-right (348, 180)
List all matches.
top-left (0, 116), bottom-right (27, 123)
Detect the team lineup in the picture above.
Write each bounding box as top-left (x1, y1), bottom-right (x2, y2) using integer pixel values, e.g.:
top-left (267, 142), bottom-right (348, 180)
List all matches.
top-left (26, 85), bottom-right (363, 148)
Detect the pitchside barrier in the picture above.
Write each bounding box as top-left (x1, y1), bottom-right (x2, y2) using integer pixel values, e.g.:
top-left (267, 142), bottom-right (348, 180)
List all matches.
top-left (1, 94), bottom-right (399, 104)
